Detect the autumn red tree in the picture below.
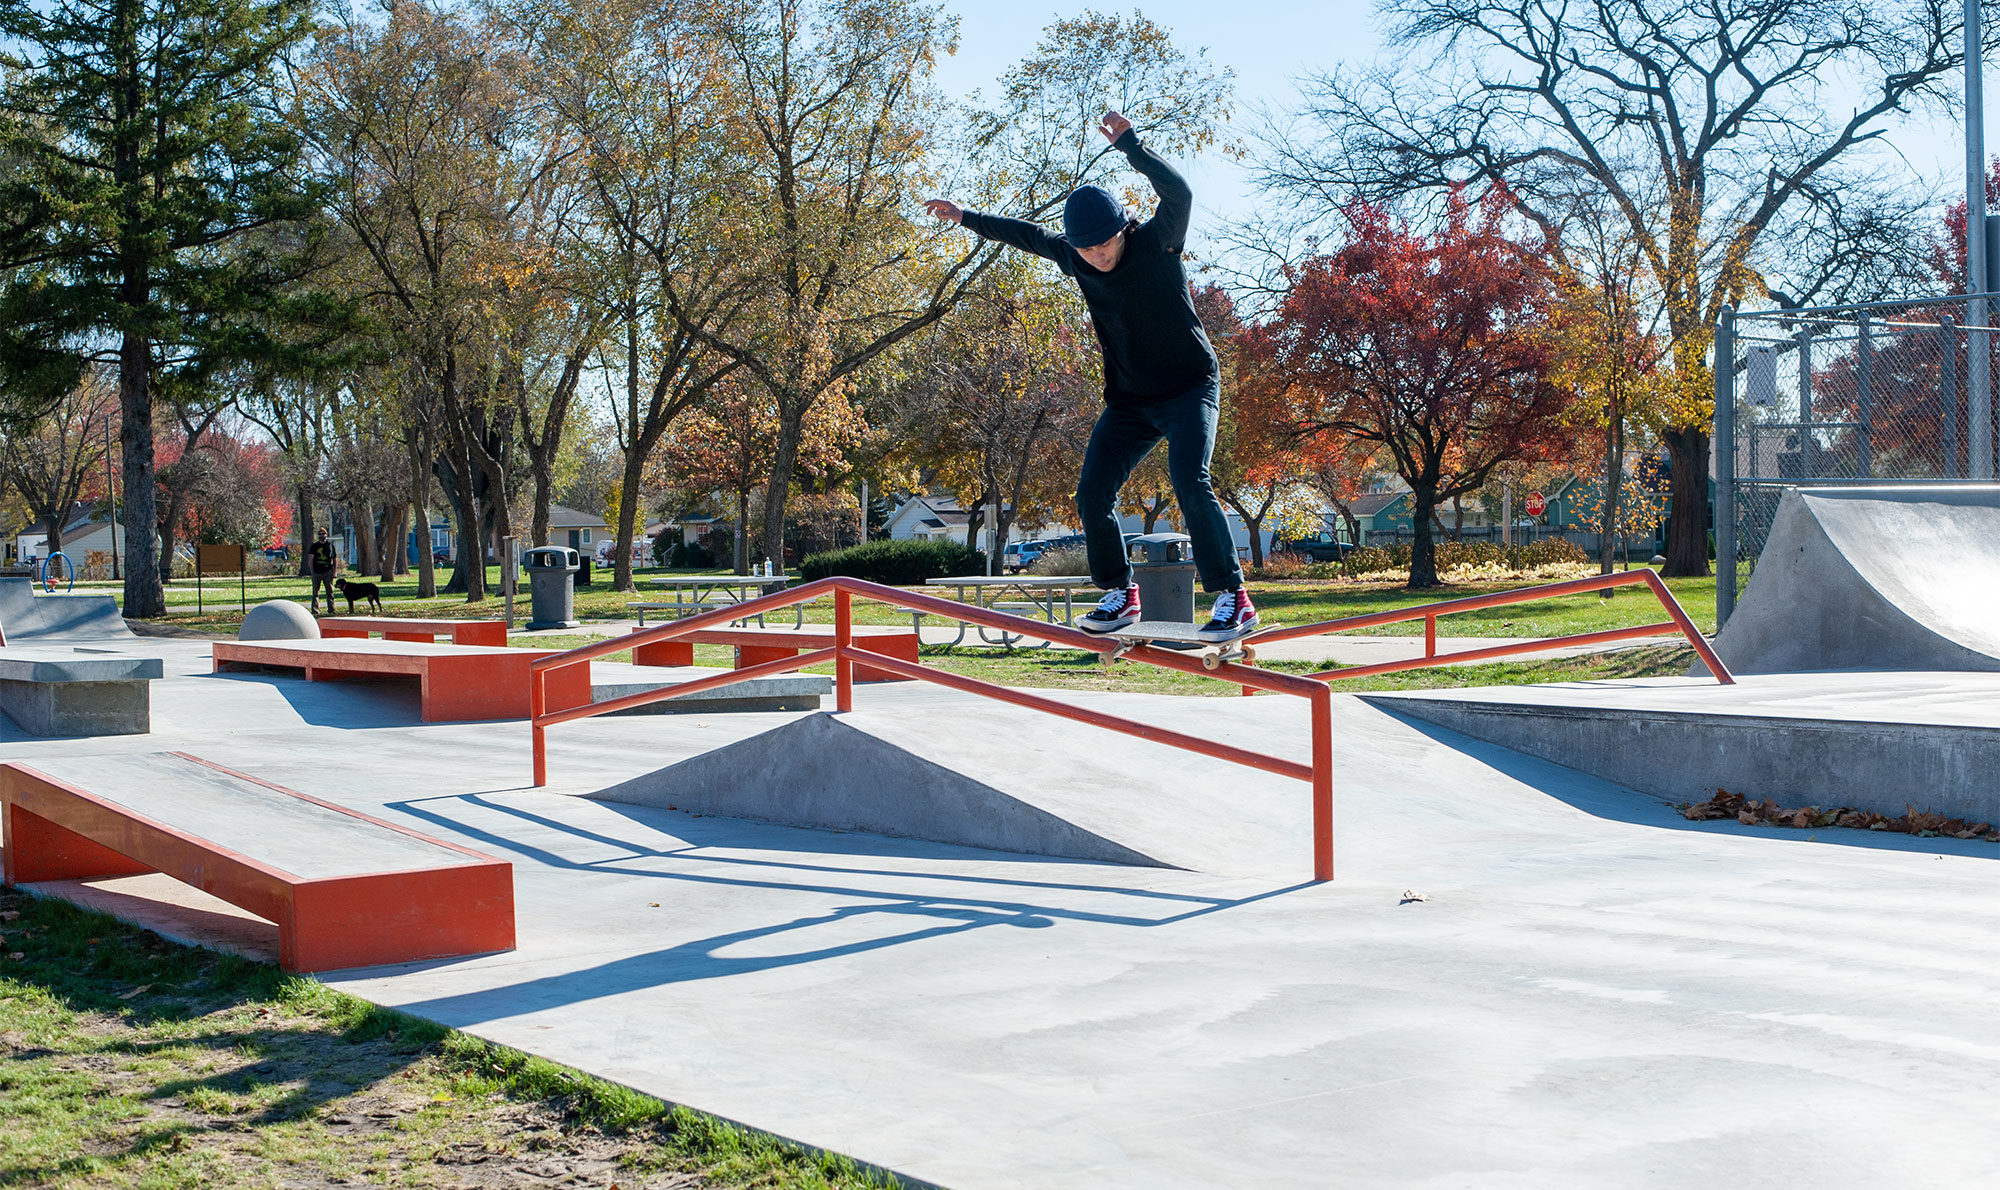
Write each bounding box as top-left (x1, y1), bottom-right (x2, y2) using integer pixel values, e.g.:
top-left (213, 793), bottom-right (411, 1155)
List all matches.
top-left (1252, 189), bottom-right (1579, 587)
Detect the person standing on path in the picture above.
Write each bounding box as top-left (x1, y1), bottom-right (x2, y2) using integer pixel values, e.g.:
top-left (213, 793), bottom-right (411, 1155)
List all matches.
top-left (924, 110), bottom-right (1257, 641)
top-left (307, 527), bottom-right (338, 616)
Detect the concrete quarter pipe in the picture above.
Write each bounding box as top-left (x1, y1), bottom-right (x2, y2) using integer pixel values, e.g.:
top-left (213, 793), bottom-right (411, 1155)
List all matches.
top-left (0, 576), bottom-right (131, 641)
top-left (1709, 485), bottom-right (2000, 674)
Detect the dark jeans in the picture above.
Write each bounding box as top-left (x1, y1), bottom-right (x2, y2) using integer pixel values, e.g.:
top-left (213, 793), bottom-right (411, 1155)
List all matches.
top-left (310, 572), bottom-right (336, 611)
top-left (1075, 378), bottom-right (1244, 593)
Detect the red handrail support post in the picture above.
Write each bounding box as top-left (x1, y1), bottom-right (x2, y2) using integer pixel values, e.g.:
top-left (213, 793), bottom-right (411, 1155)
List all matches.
top-left (834, 589), bottom-right (854, 713)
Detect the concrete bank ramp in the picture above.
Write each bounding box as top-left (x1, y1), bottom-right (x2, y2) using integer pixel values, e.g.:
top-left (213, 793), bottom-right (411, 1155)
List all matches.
top-left (0, 576), bottom-right (131, 640)
top-left (588, 704), bottom-right (1313, 874)
top-left (1711, 485), bottom-right (2000, 673)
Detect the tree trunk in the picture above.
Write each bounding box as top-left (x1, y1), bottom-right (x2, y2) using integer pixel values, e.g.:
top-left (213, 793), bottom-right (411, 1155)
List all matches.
top-left (1408, 483), bottom-right (1442, 589)
top-left (293, 489), bottom-right (313, 577)
top-left (118, 330), bottom-right (165, 617)
top-left (406, 437), bottom-right (436, 598)
top-left (1600, 406), bottom-right (1624, 577)
top-left (760, 411), bottom-right (804, 574)
top-left (378, 502), bottom-right (408, 582)
top-left (735, 489), bottom-right (750, 573)
top-left (348, 501), bottom-right (377, 577)
top-left (613, 449), bottom-right (645, 591)
top-left (1661, 425), bottom-right (1711, 577)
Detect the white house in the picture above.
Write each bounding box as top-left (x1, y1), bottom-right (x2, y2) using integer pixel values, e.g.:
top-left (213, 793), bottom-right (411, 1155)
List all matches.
top-left (15, 509), bottom-right (125, 565)
top-left (550, 504), bottom-right (610, 554)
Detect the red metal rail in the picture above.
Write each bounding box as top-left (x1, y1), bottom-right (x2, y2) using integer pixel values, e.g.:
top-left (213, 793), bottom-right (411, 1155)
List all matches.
top-left (529, 576), bottom-right (1339, 881)
top-left (1251, 569), bottom-right (1733, 685)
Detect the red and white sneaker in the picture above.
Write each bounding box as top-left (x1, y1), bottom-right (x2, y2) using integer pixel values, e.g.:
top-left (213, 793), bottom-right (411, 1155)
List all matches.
top-left (1198, 588), bottom-right (1259, 641)
top-left (1076, 583), bottom-right (1141, 633)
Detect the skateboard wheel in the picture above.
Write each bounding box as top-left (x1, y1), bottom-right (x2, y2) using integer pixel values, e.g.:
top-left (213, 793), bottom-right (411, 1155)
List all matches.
top-left (1202, 652), bottom-right (1222, 671)
top-left (1240, 646), bottom-right (1257, 663)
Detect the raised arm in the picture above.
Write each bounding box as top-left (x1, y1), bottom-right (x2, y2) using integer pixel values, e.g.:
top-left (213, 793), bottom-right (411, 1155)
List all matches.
top-left (927, 197), bottom-right (1071, 267)
top-left (1108, 122), bottom-right (1193, 252)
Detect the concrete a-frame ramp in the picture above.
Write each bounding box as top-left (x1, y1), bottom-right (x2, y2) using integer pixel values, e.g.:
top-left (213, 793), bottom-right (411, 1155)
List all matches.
top-left (1710, 486), bottom-right (2000, 674)
top-left (589, 705), bottom-right (1313, 874)
top-left (0, 576), bottom-right (131, 640)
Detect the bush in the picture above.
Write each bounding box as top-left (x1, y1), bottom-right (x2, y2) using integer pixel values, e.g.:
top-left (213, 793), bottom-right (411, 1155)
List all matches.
top-left (1027, 545), bottom-right (1089, 576)
top-left (797, 537), bottom-right (986, 585)
top-left (666, 540), bottom-right (714, 568)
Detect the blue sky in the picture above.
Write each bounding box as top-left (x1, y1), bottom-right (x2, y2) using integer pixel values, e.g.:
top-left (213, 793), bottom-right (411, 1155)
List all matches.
top-left (931, 1), bottom-right (1978, 257)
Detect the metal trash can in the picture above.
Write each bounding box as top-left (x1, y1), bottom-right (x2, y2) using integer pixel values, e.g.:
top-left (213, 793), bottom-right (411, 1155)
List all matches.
top-left (575, 555), bottom-right (593, 588)
top-left (522, 546), bottom-right (580, 630)
top-left (1127, 532), bottom-right (1195, 623)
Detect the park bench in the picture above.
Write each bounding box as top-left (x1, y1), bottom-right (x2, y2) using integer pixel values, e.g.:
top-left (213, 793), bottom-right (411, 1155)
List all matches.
top-left (630, 623), bottom-right (920, 682)
top-left (0, 649), bottom-right (163, 736)
top-left (317, 617), bottom-right (508, 647)
top-left (0, 752), bottom-right (514, 972)
top-left (212, 638), bottom-right (591, 722)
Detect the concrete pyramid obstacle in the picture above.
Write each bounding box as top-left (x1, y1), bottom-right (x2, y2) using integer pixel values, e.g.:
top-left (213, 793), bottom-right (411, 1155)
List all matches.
top-left (588, 702), bottom-right (1314, 873)
top-left (1708, 485), bottom-right (2000, 674)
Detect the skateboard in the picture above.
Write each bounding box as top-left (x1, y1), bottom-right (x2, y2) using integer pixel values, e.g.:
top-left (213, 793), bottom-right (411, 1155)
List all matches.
top-left (1090, 619), bottom-right (1274, 670)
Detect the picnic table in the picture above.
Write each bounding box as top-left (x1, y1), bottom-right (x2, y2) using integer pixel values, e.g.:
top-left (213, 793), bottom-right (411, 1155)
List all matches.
top-left (633, 576), bottom-right (802, 629)
top-left (923, 575), bottom-right (1099, 648)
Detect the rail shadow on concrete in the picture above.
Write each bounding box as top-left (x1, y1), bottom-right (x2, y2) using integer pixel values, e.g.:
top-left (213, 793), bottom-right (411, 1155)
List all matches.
top-left (374, 791), bottom-right (1314, 1021)
top-left (1381, 710), bottom-right (2000, 861)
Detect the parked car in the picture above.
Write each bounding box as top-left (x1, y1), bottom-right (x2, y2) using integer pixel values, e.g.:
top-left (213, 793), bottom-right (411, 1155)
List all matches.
top-left (1002, 540), bottom-right (1047, 572)
top-left (1273, 532), bottom-right (1354, 562)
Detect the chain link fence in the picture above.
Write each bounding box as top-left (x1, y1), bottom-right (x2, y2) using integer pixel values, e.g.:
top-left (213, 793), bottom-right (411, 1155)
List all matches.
top-left (1715, 295), bottom-right (2000, 625)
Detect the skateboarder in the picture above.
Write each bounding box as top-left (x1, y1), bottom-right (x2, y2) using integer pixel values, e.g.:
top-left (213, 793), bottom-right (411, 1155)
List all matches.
top-left (307, 527), bottom-right (338, 616)
top-left (925, 110), bottom-right (1256, 642)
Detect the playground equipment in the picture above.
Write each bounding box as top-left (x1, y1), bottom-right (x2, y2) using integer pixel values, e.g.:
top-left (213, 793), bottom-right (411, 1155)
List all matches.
top-left (37, 551), bottom-right (73, 593)
top-left (527, 572), bottom-right (1730, 882)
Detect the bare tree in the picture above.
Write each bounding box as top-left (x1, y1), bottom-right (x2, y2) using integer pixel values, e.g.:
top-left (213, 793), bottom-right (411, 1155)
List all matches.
top-left (1, 374), bottom-right (115, 559)
top-left (1255, 0), bottom-right (1962, 575)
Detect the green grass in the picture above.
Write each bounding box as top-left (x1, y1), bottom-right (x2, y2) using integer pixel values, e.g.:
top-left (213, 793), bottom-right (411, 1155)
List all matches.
top-left (0, 887), bottom-right (904, 1189)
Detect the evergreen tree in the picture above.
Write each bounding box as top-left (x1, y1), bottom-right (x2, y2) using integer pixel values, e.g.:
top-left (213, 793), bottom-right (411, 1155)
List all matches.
top-left (0, 0), bottom-right (316, 616)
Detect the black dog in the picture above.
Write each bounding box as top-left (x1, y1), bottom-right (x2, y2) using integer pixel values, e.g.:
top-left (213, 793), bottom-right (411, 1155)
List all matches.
top-left (335, 577), bottom-right (382, 614)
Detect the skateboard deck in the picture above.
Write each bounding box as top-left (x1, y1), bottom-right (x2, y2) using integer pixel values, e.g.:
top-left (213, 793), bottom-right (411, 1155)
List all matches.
top-left (1091, 619), bottom-right (1273, 670)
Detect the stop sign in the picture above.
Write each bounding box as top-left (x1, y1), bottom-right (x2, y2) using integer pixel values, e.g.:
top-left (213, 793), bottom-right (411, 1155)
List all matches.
top-left (1524, 491), bottom-right (1546, 517)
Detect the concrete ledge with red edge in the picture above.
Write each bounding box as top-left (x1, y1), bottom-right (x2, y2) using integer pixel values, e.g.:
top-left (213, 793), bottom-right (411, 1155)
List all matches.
top-left (317, 616), bottom-right (508, 647)
top-left (630, 623), bottom-right (919, 682)
top-left (0, 751), bottom-right (513, 972)
top-left (211, 637), bottom-right (592, 722)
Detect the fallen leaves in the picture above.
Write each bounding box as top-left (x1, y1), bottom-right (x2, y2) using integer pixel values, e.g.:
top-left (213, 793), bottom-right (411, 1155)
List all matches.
top-left (1683, 790), bottom-right (1999, 842)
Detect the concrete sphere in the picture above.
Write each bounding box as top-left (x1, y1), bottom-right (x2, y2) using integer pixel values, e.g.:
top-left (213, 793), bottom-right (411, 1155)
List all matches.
top-left (239, 599), bottom-right (322, 641)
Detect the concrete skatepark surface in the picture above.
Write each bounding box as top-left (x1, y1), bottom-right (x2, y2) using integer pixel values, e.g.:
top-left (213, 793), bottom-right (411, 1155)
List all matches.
top-left (1710, 485), bottom-right (2000, 673)
top-left (1, 636), bottom-right (1997, 1186)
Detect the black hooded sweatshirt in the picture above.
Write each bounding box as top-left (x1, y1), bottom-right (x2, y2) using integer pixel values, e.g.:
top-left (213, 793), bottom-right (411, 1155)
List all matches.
top-left (959, 130), bottom-right (1218, 406)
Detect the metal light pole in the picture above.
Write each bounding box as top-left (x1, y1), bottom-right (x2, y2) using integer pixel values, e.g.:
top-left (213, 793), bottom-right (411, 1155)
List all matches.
top-left (1970, 0), bottom-right (1993, 478)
